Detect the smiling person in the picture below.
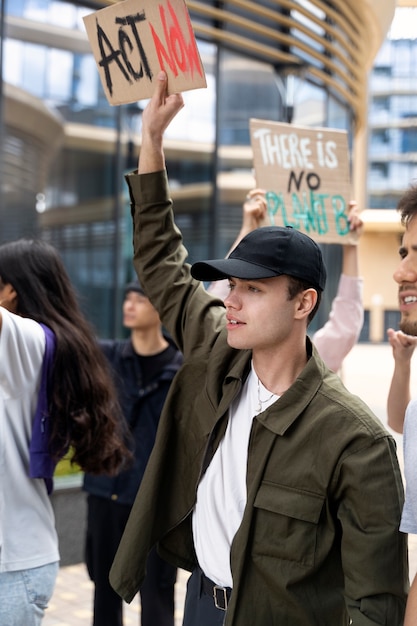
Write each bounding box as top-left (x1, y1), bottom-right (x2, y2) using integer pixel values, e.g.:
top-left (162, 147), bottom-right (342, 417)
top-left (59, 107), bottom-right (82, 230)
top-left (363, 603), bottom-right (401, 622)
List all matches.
top-left (109, 72), bottom-right (408, 625)
top-left (387, 185), bottom-right (417, 435)
top-left (384, 184), bottom-right (417, 625)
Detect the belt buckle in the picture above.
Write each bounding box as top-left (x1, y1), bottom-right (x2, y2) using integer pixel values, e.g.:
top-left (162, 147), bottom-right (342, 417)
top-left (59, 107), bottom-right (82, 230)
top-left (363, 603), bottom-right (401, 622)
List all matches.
top-left (213, 584), bottom-right (228, 611)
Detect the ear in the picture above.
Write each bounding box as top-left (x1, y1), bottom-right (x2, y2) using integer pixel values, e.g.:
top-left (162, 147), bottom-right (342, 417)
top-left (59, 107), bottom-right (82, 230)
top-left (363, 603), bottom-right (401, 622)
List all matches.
top-left (294, 288), bottom-right (317, 321)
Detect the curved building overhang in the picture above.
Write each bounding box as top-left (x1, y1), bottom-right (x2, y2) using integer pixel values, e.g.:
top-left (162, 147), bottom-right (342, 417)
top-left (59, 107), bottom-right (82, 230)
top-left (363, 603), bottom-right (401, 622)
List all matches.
top-left (7, 1), bottom-right (397, 230)
top-left (1, 83), bottom-right (64, 239)
top-left (93, 0), bottom-right (395, 130)
top-left (4, 82), bottom-right (64, 149)
top-left (3, 83), bottom-right (64, 195)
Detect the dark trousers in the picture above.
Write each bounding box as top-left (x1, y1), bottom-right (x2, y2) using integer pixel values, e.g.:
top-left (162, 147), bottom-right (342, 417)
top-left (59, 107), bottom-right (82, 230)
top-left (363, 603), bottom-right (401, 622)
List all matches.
top-left (182, 569), bottom-right (227, 626)
top-left (85, 494), bottom-right (177, 626)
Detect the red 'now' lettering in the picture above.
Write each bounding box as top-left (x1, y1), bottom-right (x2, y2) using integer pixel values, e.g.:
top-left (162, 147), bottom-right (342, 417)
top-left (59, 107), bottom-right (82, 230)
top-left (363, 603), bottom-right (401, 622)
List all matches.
top-left (150, 0), bottom-right (203, 78)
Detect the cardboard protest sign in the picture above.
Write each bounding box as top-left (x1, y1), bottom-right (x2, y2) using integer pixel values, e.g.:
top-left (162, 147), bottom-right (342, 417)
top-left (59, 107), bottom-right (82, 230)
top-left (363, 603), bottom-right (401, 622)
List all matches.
top-left (250, 119), bottom-right (355, 244)
top-left (83, 0), bottom-right (207, 105)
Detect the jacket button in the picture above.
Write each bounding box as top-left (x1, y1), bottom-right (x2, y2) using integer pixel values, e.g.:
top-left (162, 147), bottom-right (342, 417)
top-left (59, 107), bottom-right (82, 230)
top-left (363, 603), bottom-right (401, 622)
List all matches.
top-left (111, 494), bottom-right (118, 501)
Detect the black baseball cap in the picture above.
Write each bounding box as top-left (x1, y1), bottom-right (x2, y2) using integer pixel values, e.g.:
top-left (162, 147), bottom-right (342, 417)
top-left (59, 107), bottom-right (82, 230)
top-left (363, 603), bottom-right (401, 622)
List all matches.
top-left (191, 226), bottom-right (326, 291)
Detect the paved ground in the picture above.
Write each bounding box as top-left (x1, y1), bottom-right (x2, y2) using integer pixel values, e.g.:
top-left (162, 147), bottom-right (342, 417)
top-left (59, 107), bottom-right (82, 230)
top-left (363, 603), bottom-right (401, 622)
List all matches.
top-left (43, 565), bottom-right (189, 626)
top-left (43, 342), bottom-right (417, 625)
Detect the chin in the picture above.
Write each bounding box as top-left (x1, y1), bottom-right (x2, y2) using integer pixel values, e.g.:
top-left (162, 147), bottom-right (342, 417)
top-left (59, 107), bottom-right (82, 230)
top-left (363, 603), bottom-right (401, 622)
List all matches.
top-left (400, 318), bottom-right (417, 337)
top-left (226, 335), bottom-right (251, 350)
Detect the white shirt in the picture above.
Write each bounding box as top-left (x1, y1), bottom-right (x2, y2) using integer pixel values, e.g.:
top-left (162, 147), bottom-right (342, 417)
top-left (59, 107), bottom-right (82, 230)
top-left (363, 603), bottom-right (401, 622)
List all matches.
top-left (400, 399), bottom-right (417, 534)
top-left (0, 308), bottom-right (59, 572)
top-left (192, 365), bottom-right (278, 587)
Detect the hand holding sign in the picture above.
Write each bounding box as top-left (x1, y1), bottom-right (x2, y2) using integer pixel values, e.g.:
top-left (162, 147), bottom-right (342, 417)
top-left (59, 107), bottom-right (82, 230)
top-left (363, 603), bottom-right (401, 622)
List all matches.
top-left (250, 118), bottom-right (357, 244)
top-left (84, 0), bottom-right (207, 105)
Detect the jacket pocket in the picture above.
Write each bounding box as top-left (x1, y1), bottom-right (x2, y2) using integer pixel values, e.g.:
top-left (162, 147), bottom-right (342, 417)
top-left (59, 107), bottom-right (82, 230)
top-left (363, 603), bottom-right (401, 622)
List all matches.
top-left (252, 481), bottom-right (324, 567)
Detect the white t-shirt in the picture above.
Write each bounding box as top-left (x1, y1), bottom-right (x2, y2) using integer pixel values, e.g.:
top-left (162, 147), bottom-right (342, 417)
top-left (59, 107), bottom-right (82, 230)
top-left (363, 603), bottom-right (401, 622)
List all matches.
top-left (0, 307), bottom-right (59, 572)
top-left (192, 365), bottom-right (278, 587)
top-left (400, 399), bottom-right (417, 534)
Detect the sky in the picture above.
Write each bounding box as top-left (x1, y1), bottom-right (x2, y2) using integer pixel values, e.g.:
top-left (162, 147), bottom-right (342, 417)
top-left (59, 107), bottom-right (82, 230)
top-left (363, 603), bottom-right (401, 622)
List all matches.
top-left (389, 7), bottom-right (417, 39)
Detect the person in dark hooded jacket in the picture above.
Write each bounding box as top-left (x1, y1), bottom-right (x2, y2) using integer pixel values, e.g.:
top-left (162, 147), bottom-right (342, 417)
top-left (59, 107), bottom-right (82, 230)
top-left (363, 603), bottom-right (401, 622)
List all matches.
top-left (83, 280), bottom-right (182, 626)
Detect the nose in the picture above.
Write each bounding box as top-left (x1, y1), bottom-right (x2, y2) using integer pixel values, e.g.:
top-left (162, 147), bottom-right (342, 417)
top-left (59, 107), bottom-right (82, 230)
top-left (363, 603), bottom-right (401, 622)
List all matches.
top-left (393, 257), bottom-right (417, 284)
top-left (224, 289), bottom-right (241, 310)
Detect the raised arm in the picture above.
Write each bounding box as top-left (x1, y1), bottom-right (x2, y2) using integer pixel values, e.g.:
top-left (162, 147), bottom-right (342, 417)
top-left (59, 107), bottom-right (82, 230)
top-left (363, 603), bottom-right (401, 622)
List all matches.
top-left (230, 189), bottom-right (267, 249)
top-left (312, 201), bottom-right (364, 372)
top-left (126, 73), bottom-right (226, 357)
top-left (138, 73), bottom-right (184, 174)
top-left (207, 190), bottom-right (267, 299)
top-left (386, 328), bottom-right (417, 433)
top-left (340, 201), bottom-right (362, 277)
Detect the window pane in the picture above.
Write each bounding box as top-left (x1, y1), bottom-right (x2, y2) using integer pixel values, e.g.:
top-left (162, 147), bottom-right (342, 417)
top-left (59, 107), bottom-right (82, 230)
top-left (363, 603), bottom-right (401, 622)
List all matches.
top-left (46, 49), bottom-right (73, 100)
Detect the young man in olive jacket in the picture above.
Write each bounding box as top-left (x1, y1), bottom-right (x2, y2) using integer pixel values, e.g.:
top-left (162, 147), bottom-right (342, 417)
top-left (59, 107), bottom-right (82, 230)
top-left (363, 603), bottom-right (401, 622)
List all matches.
top-left (110, 72), bottom-right (408, 625)
top-left (84, 281), bottom-right (181, 626)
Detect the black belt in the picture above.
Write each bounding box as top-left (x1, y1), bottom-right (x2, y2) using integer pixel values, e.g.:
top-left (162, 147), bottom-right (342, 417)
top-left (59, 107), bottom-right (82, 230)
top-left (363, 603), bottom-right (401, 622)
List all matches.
top-left (200, 570), bottom-right (232, 611)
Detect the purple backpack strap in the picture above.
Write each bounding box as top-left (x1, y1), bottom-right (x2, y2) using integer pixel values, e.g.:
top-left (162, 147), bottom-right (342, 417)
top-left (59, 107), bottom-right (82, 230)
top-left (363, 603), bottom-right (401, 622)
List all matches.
top-left (29, 323), bottom-right (56, 494)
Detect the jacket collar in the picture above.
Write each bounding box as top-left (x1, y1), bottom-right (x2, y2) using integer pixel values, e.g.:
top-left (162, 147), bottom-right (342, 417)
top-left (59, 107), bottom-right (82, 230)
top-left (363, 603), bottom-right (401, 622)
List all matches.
top-left (218, 337), bottom-right (325, 436)
top-left (256, 339), bottom-right (325, 435)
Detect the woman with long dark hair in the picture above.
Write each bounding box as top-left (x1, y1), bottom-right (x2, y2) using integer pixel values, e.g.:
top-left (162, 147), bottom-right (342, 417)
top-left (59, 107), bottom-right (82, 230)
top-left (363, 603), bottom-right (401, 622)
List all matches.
top-left (0, 238), bottom-right (131, 625)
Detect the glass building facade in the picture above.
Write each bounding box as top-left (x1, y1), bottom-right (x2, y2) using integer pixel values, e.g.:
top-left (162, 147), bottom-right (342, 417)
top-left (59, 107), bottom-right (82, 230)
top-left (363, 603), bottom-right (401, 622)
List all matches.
top-left (368, 7), bottom-right (417, 211)
top-left (0, 0), bottom-right (392, 338)
top-left (365, 6), bottom-right (417, 336)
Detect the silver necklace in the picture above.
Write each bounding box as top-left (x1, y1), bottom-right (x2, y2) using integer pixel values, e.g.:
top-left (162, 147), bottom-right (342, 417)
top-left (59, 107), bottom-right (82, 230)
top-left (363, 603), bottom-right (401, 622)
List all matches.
top-left (256, 377), bottom-right (276, 413)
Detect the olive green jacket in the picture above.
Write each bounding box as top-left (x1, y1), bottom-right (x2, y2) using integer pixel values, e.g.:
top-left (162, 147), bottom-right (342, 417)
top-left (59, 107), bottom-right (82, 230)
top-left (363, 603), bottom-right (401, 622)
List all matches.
top-left (110, 170), bottom-right (408, 625)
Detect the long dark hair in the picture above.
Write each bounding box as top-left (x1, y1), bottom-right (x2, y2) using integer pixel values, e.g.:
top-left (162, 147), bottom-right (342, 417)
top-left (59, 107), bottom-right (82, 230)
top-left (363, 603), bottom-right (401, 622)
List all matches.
top-left (0, 238), bottom-right (131, 475)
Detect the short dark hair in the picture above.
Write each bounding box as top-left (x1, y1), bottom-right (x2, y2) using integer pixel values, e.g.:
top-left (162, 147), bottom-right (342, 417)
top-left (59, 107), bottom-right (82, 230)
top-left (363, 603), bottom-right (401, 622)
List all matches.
top-left (397, 183), bottom-right (417, 226)
top-left (124, 280), bottom-right (145, 297)
top-left (286, 276), bottom-right (322, 324)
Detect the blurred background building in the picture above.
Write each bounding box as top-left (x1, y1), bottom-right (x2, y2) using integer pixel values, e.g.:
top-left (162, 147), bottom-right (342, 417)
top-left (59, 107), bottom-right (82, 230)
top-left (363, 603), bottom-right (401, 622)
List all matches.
top-left (364, 0), bottom-right (417, 340)
top-left (0, 0), bottom-right (408, 340)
